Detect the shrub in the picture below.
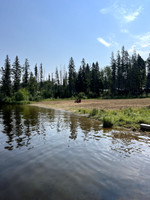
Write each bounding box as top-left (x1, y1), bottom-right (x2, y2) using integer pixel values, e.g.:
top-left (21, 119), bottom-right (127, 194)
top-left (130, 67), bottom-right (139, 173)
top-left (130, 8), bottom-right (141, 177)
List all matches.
top-left (77, 92), bottom-right (87, 99)
top-left (15, 89), bottom-right (29, 101)
top-left (103, 117), bottom-right (113, 128)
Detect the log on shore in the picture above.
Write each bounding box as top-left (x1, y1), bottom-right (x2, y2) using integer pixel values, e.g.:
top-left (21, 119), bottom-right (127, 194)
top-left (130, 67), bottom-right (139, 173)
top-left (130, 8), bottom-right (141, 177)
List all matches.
top-left (140, 123), bottom-right (150, 131)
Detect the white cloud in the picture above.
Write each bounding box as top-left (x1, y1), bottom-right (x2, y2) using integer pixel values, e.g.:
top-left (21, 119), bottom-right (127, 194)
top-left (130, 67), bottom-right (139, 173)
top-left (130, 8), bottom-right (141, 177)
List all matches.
top-left (128, 45), bottom-right (136, 54)
top-left (128, 32), bottom-right (150, 59)
top-left (100, 3), bottom-right (143, 24)
top-left (136, 32), bottom-right (150, 48)
top-left (97, 37), bottom-right (111, 47)
top-left (123, 6), bottom-right (143, 23)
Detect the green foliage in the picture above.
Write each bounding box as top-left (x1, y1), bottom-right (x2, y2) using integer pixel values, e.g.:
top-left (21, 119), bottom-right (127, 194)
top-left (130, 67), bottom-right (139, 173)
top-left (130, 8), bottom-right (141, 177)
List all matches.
top-left (22, 59), bottom-right (30, 88)
top-left (87, 91), bottom-right (97, 98)
top-left (73, 106), bottom-right (150, 131)
top-left (12, 56), bottom-right (21, 93)
top-left (68, 57), bottom-right (76, 96)
top-left (77, 92), bottom-right (87, 99)
top-left (1, 46), bottom-right (150, 104)
top-left (15, 89), bottom-right (29, 101)
top-left (1, 55), bottom-right (12, 97)
top-left (90, 108), bottom-right (98, 116)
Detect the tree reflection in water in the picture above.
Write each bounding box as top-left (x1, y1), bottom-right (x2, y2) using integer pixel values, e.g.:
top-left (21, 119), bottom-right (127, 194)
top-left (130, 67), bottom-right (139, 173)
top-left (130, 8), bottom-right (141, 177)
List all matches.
top-left (0, 105), bottom-right (150, 157)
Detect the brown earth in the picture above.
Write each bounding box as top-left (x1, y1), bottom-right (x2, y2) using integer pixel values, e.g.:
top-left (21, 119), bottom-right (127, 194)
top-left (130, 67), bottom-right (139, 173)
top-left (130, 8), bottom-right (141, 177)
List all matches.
top-left (31, 98), bottom-right (150, 111)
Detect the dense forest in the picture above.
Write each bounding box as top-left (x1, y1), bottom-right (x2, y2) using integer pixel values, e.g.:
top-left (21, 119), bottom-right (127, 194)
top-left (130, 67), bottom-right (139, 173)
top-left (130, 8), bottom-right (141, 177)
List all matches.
top-left (0, 46), bottom-right (150, 103)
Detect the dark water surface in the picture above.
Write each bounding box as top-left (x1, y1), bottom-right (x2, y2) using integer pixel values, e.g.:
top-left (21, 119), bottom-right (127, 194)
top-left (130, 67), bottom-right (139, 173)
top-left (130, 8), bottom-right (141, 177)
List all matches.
top-left (0, 105), bottom-right (150, 200)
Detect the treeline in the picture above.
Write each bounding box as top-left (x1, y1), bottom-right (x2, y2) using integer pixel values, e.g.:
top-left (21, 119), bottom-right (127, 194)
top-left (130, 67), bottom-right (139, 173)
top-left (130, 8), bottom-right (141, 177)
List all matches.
top-left (0, 46), bottom-right (150, 103)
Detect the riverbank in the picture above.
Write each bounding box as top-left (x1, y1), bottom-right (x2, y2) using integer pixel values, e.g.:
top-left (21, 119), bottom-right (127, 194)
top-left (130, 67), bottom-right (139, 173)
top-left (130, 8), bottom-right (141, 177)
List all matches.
top-left (31, 98), bottom-right (150, 131)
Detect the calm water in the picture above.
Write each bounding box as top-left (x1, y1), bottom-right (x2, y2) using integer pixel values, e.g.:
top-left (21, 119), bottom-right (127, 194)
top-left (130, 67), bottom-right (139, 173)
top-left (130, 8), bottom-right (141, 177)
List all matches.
top-left (0, 105), bottom-right (150, 200)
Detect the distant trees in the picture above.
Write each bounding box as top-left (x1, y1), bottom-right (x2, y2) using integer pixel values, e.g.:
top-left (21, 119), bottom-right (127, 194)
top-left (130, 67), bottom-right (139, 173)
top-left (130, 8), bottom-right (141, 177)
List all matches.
top-left (0, 46), bottom-right (150, 104)
top-left (110, 47), bottom-right (147, 96)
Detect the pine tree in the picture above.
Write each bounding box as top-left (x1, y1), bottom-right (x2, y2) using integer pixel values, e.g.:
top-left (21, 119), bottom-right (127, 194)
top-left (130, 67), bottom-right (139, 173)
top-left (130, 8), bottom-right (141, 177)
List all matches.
top-left (111, 52), bottom-right (116, 96)
top-left (116, 51), bottom-right (121, 94)
top-left (120, 46), bottom-right (126, 91)
top-left (34, 64), bottom-right (38, 82)
top-left (55, 67), bottom-right (59, 85)
top-left (12, 56), bottom-right (21, 93)
top-left (91, 62), bottom-right (100, 96)
top-left (76, 66), bottom-right (83, 93)
top-left (28, 72), bottom-right (38, 98)
top-left (23, 59), bottom-right (30, 88)
top-left (146, 54), bottom-right (150, 95)
top-left (104, 66), bottom-right (112, 91)
top-left (124, 50), bottom-right (131, 95)
top-left (40, 63), bottom-right (43, 87)
top-left (137, 54), bottom-right (146, 93)
top-left (68, 57), bottom-right (76, 96)
top-left (1, 55), bottom-right (12, 97)
top-left (81, 58), bottom-right (87, 93)
top-left (85, 63), bottom-right (91, 94)
top-left (130, 51), bottom-right (140, 96)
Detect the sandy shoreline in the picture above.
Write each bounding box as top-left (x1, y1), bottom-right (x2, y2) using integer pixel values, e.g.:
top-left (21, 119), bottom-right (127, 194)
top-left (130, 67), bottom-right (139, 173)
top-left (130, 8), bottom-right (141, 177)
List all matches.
top-left (31, 98), bottom-right (150, 112)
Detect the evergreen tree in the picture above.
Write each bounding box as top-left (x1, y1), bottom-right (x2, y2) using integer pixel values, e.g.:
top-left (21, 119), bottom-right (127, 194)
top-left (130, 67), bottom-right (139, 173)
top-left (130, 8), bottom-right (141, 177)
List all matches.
top-left (80, 58), bottom-right (87, 93)
top-left (146, 54), bottom-right (150, 95)
top-left (12, 56), bottom-right (21, 93)
top-left (23, 59), bottom-right (30, 88)
top-left (137, 54), bottom-right (146, 93)
top-left (91, 62), bottom-right (100, 96)
top-left (124, 50), bottom-right (131, 94)
top-left (85, 63), bottom-right (91, 94)
top-left (116, 51), bottom-right (121, 94)
top-left (111, 52), bottom-right (116, 96)
top-left (120, 46), bottom-right (126, 91)
top-left (1, 55), bottom-right (12, 97)
top-left (68, 57), bottom-right (76, 96)
top-left (62, 71), bottom-right (69, 97)
top-left (34, 64), bottom-right (38, 82)
top-left (48, 74), bottom-right (50, 82)
top-left (40, 63), bottom-right (43, 87)
top-left (55, 67), bottom-right (59, 85)
top-left (104, 66), bottom-right (112, 91)
top-left (28, 72), bottom-right (38, 98)
top-left (130, 51), bottom-right (140, 96)
top-left (76, 66), bottom-right (83, 93)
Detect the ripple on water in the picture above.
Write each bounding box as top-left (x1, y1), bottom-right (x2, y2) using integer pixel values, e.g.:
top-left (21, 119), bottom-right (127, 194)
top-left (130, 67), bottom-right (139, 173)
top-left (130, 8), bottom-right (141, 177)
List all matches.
top-left (0, 105), bottom-right (150, 200)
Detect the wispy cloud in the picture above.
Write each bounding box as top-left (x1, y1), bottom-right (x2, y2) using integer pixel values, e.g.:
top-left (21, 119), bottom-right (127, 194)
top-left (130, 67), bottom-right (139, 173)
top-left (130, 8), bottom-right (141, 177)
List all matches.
top-left (121, 29), bottom-right (129, 33)
top-left (100, 7), bottom-right (111, 14)
top-left (136, 32), bottom-right (150, 48)
top-left (123, 6), bottom-right (143, 23)
top-left (100, 3), bottom-right (143, 24)
top-left (128, 32), bottom-right (150, 59)
top-left (97, 37), bottom-right (111, 47)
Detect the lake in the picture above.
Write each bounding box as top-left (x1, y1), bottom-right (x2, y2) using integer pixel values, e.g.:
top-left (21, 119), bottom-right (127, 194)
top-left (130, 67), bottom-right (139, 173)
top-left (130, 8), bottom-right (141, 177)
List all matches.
top-left (0, 105), bottom-right (150, 200)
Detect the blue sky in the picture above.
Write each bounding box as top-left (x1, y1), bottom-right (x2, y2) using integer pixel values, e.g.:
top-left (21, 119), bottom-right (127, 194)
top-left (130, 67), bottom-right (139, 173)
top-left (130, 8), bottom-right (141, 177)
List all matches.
top-left (0, 0), bottom-right (150, 75)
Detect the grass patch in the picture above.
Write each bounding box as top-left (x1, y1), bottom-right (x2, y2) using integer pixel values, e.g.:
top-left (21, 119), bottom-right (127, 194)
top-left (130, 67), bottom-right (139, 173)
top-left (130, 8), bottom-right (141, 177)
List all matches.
top-left (76, 106), bottom-right (150, 131)
top-left (89, 108), bottom-right (98, 116)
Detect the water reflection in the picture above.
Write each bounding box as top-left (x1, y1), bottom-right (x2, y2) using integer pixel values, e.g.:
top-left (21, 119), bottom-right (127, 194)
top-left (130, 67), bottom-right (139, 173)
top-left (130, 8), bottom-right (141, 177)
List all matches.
top-left (0, 105), bottom-right (150, 157)
top-left (0, 105), bottom-right (150, 200)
